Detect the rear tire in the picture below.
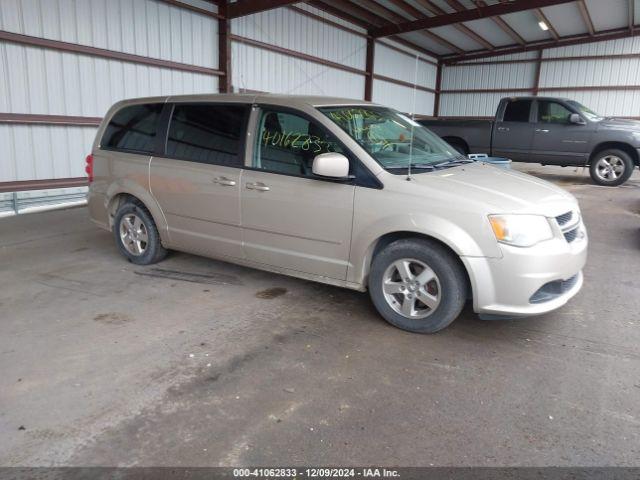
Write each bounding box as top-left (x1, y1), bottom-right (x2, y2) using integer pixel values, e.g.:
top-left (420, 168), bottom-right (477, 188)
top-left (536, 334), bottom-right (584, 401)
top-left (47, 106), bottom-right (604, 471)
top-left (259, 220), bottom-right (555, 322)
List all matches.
top-left (589, 149), bottom-right (634, 186)
top-left (368, 238), bottom-right (467, 333)
top-left (113, 201), bottom-right (167, 265)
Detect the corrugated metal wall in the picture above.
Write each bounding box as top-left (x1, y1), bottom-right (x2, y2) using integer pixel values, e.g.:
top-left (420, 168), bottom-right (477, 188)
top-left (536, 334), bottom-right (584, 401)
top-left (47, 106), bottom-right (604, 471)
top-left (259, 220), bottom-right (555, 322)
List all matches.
top-left (373, 42), bottom-right (437, 115)
top-left (539, 37), bottom-right (640, 117)
top-left (230, 6), bottom-right (437, 114)
top-left (438, 37), bottom-right (640, 118)
top-left (0, 0), bottom-right (219, 212)
top-left (0, 0), bottom-right (442, 213)
top-left (231, 5), bottom-right (367, 98)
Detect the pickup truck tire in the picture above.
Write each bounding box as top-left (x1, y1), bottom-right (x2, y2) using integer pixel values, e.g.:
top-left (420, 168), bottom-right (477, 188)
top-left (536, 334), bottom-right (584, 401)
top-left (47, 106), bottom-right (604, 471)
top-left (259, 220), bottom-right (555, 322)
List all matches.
top-left (589, 149), bottom-right (634, 186)
top-left (113, 201), bottom-right (167, 265)
top-left (368, 238), bottom-right (467, 333)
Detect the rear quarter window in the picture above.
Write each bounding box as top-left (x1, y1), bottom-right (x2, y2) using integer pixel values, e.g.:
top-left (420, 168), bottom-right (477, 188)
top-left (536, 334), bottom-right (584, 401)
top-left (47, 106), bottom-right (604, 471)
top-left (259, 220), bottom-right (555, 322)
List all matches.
top-left (101, 103), bottom-right (163, 153)
top-left (502, 100), bottom-right (532, 123)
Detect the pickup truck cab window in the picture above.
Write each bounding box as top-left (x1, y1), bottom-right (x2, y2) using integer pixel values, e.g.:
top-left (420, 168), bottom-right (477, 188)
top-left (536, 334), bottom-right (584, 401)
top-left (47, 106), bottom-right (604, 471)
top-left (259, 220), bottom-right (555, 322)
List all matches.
top-left (537, 101), bottom-right (573, 124)
top-left (320, 106), bottom-right (461, 173)
top-left (502, 100), bottom-right (532, 122)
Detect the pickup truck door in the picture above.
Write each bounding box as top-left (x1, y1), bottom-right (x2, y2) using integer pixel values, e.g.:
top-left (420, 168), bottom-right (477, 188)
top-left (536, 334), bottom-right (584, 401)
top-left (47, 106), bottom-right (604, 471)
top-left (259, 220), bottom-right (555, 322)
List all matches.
top-left (491, 98), bottom-right (535, 162)
top-left (529, 99), bottom-right (592, 166)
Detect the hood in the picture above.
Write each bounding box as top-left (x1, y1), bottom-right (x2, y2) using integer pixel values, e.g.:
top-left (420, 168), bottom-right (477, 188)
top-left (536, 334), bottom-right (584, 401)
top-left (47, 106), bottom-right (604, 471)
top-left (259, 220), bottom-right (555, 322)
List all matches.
top-left (404, 162), bottom-right (577, 216)
top-left (598, 117), bottom-right (640, 131)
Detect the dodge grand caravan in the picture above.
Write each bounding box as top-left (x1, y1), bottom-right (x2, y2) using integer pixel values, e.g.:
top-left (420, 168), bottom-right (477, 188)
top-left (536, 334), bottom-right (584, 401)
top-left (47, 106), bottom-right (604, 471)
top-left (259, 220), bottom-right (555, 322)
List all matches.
top-left (87, 94), bottom-right (587, 333)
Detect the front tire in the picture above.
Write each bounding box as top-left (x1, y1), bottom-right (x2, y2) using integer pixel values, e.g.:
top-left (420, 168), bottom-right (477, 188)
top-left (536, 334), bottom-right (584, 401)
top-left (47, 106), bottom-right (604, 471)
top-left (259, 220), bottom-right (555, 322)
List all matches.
top-left (368, 238), bottom-right (467, 333)
top-left (589, 149), bottom-right (634, 186)
top-left (113, 201), bottom-right (167, 265)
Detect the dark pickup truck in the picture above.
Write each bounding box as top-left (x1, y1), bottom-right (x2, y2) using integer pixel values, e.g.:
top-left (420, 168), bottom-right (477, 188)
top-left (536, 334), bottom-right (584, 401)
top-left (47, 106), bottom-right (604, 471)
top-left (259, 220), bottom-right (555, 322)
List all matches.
top-left (420, 96), bottom-right (640, 186)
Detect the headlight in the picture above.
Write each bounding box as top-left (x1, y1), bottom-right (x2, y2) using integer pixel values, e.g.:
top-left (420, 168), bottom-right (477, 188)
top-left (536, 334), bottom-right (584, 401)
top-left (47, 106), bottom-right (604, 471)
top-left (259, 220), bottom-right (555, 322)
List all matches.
top-left (488, 214), bottom-right (553, 247)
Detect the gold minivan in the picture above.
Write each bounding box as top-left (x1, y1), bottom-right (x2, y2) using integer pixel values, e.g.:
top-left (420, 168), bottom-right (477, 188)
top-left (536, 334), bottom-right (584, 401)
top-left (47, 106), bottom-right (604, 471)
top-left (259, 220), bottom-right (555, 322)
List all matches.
top-left (87, 94), bottom-right (587, 333)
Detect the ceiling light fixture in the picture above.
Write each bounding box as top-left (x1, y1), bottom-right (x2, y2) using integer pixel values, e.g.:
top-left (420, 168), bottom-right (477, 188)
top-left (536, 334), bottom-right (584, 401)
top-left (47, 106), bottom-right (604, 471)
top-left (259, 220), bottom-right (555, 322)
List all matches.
top-left (538, 20), bottom-right (549, 31)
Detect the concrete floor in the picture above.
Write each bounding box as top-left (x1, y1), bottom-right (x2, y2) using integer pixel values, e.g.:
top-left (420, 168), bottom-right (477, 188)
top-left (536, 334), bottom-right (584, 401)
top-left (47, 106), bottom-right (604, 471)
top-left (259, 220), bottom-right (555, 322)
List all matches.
top-left (1, 164), bottom-right (639, 467)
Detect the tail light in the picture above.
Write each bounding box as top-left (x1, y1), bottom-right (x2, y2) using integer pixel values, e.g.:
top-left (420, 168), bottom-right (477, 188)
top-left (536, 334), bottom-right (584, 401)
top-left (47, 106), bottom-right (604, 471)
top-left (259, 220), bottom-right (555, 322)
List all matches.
top-left (85, 154), bottom-right (94, 183)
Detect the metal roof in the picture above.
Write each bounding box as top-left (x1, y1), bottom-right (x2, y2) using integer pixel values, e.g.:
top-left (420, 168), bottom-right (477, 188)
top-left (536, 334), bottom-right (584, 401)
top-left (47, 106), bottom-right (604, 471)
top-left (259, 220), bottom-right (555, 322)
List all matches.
top-left (295, 0), bottom-right (640, 63)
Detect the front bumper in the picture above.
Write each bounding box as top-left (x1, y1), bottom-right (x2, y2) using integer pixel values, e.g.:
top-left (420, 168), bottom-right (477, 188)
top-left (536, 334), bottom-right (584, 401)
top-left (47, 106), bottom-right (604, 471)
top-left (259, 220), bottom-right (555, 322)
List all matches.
top-left (462, 221), bottom-right (587, 317)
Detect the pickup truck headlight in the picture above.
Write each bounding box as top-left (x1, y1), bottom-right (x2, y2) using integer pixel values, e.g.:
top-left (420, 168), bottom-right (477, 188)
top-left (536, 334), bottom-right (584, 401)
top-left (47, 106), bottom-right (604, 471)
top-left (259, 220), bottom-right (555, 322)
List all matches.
top-left (488, 214), bottom-right (553, 247)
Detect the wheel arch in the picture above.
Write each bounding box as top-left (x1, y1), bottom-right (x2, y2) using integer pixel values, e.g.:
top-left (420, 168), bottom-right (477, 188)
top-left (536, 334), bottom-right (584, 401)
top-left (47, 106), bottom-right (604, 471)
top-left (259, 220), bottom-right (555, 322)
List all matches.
top-left (105, 184), bottom-right (169, 244)
top-left (442, 136), bottom-right (469, 154)
top-left (358, 231), bottom-right (473, 300)
top-left (590, 141), bottom-right (639, 166)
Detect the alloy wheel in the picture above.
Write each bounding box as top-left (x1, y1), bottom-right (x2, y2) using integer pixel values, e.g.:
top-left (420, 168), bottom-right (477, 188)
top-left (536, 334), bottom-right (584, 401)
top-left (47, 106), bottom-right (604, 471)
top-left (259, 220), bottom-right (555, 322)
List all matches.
top-left (119, 213), bottom-right (148, 256)
top-left (382, 258), bottom-right (441, 319)
top-left (595, 155), bottom-right (625, 182)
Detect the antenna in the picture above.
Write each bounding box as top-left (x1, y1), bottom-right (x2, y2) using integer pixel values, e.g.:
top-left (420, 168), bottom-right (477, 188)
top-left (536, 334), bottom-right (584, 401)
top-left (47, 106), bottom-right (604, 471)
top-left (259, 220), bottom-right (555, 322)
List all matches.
top-left (406, 54), bottom-right (419, 181)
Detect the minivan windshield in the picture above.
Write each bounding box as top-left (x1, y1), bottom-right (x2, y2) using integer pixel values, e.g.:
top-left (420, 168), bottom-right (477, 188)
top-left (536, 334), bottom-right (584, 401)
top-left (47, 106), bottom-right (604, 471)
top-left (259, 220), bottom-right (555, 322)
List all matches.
top-left (566, 100), bottom-right (604, 122)
top-left (319, 106), bottom-right (463, 172)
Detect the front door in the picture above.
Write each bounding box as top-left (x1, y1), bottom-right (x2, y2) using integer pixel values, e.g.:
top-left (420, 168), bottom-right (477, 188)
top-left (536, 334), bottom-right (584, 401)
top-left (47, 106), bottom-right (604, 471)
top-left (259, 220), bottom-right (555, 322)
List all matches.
top-left (150, 103), bottom-right (249, 259)
top-left (530, 99), bottom-right (591, 165)
top-left (492, 98), bottom-right (535, 162)
top-left (241, 108), bottom-right (355, 280)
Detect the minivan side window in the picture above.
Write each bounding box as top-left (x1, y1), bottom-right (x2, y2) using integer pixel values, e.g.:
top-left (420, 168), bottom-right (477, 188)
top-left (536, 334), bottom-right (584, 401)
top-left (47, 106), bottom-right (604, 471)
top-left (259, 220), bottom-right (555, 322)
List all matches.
top-left (253, 109), bottom-right (345, 177)
top-left (102, 103), bottom-right (163, 153)
top-left (166, 104), bottom-right (248, 167)
top-left (537, 101), bottom-right (573, 124)
top-left (502, 100), bottom-right (532, 122)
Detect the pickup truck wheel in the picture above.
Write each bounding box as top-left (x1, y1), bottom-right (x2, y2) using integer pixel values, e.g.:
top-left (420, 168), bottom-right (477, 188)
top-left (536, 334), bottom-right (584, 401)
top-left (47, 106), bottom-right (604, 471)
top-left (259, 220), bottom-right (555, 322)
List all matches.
top-left (368, 238), bottom-right (467, 333)
top-left (113, 201), bottom-right (167, 265)
top-left (589, 149), bottom-right (634, 186)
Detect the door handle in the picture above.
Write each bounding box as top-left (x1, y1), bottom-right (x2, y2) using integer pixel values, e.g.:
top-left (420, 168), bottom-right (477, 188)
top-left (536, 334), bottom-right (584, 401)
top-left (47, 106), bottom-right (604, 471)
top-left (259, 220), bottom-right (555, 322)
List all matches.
top-left (246, 182), bottom-right (270, 192)
top-left (213, 177), bottom-right (236, 186)
top-left (535, 129), bottom-right (550, 133)
top-left (497, 127), bottom-right (510, 132)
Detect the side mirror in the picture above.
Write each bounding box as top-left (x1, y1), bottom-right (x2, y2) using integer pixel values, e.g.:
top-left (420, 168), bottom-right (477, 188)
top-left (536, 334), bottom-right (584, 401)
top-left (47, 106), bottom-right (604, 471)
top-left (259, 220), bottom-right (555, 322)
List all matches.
top-left (312, 152), bottom-right (350, 178)
top-left (569, 113), bottom-right (585, 125)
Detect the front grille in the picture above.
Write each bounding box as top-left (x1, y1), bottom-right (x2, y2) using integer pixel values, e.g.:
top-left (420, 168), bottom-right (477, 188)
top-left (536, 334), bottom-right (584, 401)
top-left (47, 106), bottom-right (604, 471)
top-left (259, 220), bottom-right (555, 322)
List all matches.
top-left (564, 227), bottom-right (579, 243)
top-left (555, 210), bottom-right (581, 243)
top-left (555, 211), bottom-right (573, 226)
top-left (530, 274), bottom-right (580, 304)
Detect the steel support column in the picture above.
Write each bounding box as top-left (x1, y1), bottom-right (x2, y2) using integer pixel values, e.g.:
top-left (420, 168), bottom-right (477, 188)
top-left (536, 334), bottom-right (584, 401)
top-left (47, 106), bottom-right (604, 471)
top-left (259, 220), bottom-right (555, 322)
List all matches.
top-left (433, 60), bottom-right (442, 116)
top-left (364, 37), bottom-right (375, 101)
top-left (218, 2), bottom-right (232, 93)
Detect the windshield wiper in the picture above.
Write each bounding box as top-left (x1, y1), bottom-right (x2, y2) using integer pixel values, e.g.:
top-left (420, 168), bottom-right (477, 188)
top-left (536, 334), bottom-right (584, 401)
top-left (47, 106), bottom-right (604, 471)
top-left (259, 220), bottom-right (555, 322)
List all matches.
top-left (386, 163), bottom-right (437, 170)
top-left (433, 157), bottom-right (474, 169)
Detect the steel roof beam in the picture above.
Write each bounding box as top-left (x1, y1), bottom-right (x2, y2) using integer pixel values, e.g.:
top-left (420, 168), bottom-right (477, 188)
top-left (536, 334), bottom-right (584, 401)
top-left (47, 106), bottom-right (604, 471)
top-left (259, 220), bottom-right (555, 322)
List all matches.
top-left (370, 0), bottom-right (575, 37)
top-left (577, 0), bottom-right (595, 35)
top-left (423, 0), bottom-right (494, 50)
top-left (356, 0), bottom-right (464, 53)
top-left (534, 8), bottom-right (560, 40)
top-left (227, 0), bottom-right (301, 18)
top-left (442, 26), bottom-right (640, 64)
top-left (473, 0), bottom-right (525, 45)
top-left (309, 0), bottom-right (443, 59)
